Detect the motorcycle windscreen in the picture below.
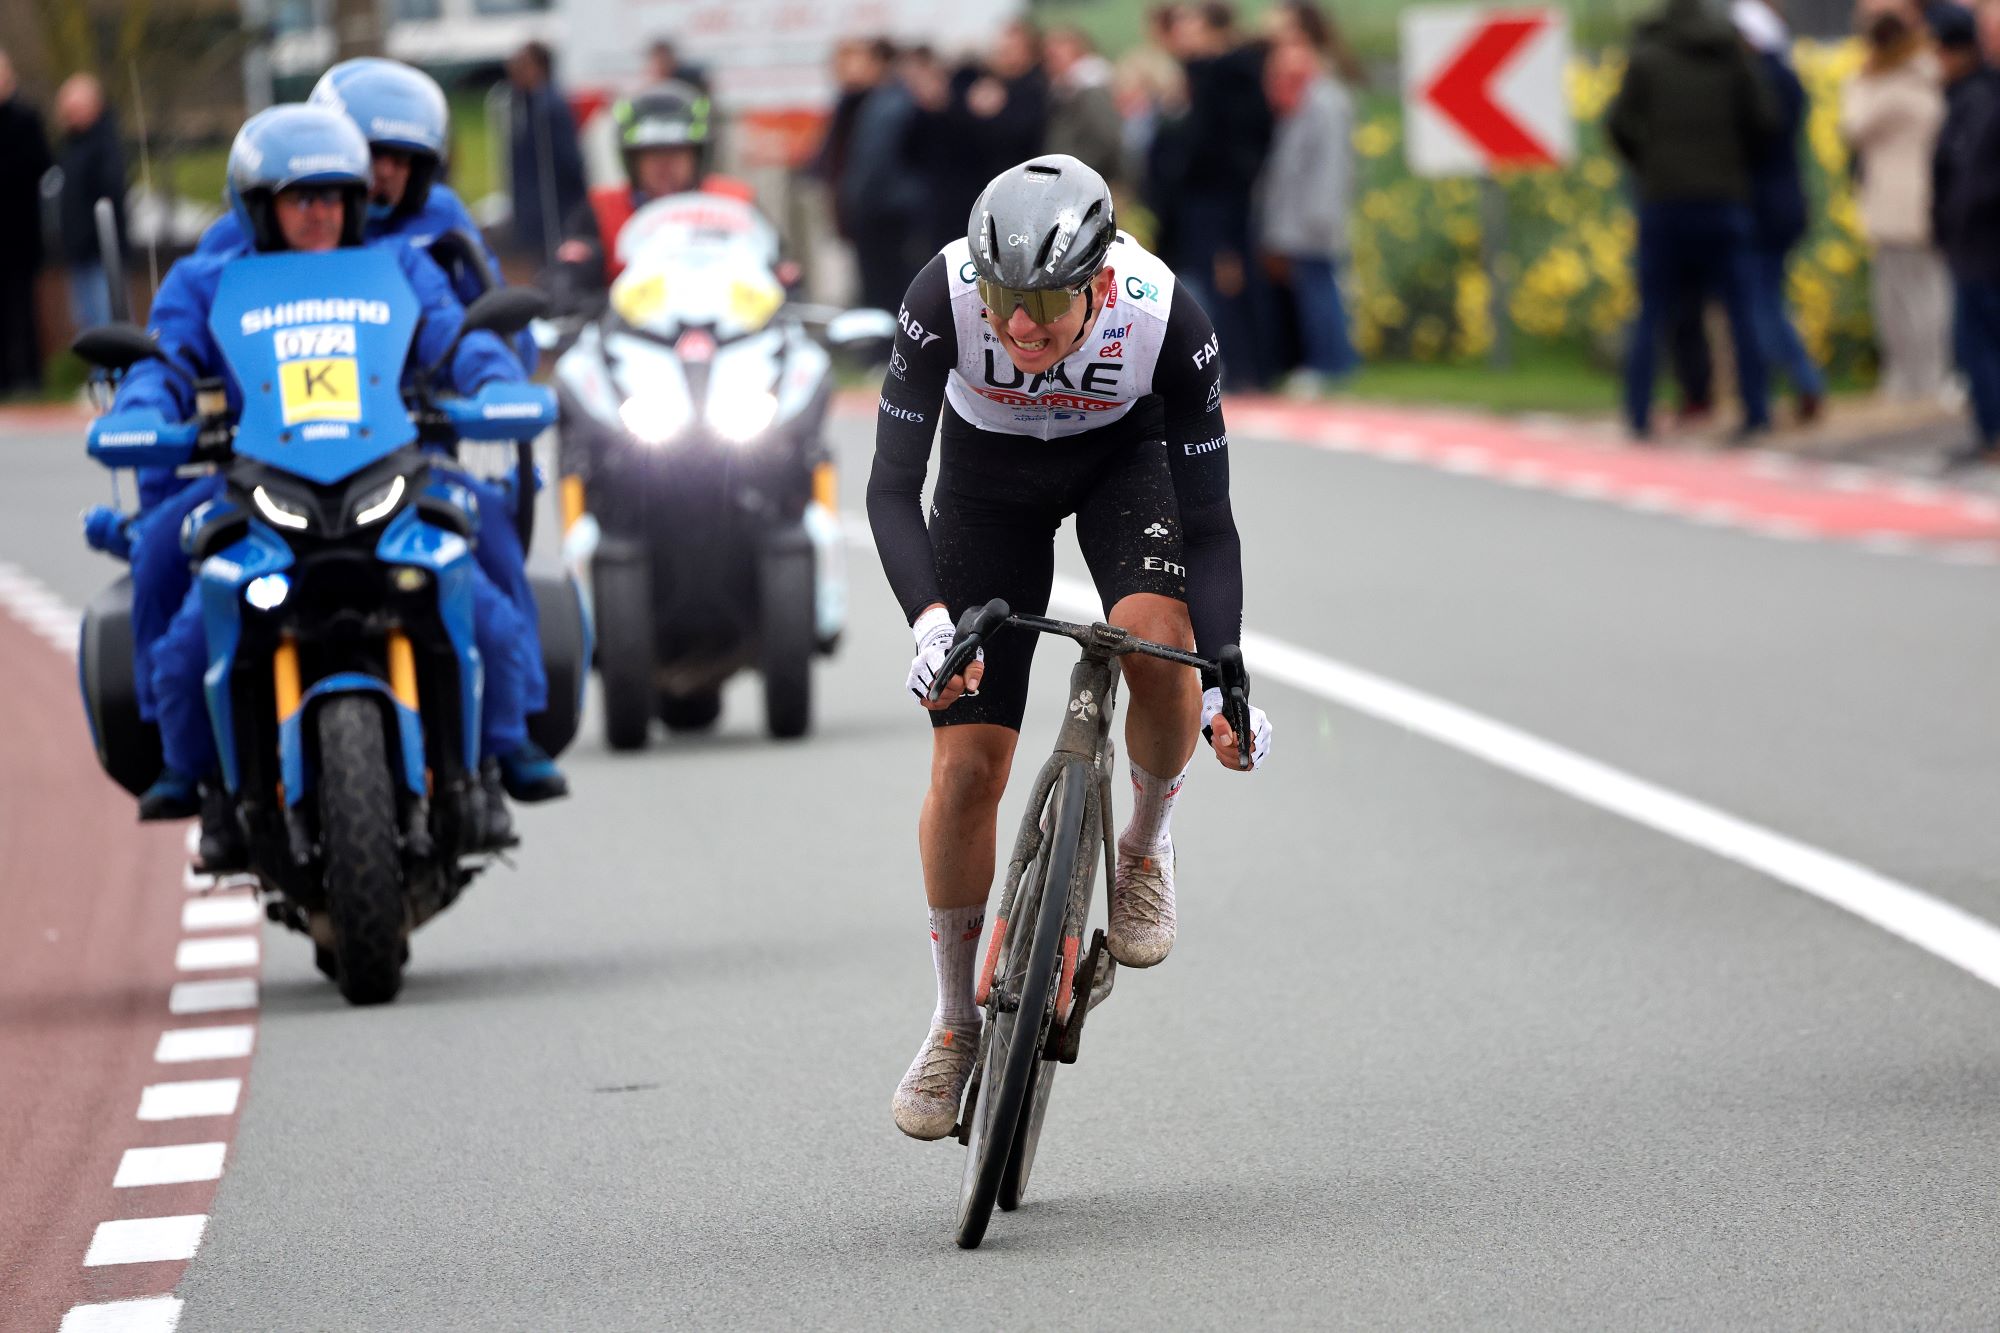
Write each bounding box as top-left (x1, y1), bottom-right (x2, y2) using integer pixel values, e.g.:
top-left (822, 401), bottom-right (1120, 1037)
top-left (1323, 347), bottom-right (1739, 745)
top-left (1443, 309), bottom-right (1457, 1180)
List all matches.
top-left (206, 248), bottom-right (420, 485)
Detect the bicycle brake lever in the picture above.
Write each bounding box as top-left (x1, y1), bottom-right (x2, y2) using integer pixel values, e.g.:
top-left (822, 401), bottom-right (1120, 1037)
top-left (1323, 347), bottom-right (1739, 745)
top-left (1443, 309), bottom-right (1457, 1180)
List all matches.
top-left (927, 599), bottom-right (1013, 704)
top-left (1217, 645), bottom-right (1253, 771)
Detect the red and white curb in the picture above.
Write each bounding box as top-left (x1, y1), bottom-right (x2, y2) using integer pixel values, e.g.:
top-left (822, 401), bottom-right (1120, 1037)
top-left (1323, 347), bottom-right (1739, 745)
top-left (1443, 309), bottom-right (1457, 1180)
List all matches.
top-left (1224, 399), bottom-right (2000, 565)
top-left (0, 561), bottom-right (262, 1333)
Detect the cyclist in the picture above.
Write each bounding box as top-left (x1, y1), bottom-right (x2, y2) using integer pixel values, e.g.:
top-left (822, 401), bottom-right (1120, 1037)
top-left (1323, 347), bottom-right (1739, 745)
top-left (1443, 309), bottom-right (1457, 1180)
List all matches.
top-left (867, 154), bottom-right (1273, 1140)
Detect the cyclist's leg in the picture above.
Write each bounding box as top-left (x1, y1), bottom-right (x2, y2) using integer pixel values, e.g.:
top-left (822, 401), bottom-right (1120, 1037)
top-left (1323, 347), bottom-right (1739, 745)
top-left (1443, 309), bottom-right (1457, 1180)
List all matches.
top-left (895, 463), bottom-right (1057, 1139)
top-left (1076, 440), bottom-right (1199, 967)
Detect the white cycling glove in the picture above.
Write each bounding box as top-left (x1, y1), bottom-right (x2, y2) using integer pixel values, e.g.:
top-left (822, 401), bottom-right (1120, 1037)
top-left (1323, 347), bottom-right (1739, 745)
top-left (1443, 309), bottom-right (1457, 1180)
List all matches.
top-left (1202, 686), bottom-right (1271, 769)
top-left (907, 606), bottom-right (982, 703)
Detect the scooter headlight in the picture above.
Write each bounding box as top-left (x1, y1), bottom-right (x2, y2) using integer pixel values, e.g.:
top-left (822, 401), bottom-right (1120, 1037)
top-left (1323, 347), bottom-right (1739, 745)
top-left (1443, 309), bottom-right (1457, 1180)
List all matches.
top-left (352, 474), bottom-right (407, 527)
top-left (707, 390), bottom-right (778, 446)
top-left (252, 484), bottom-right (311, 531)
top-left (620, 394), bottom-right (692, 448)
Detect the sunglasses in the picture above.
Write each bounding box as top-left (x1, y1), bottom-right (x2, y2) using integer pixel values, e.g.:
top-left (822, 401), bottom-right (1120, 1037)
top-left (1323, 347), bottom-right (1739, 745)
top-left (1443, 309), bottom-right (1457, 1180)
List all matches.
top-left (977, 279), bottom-right (1086, 326)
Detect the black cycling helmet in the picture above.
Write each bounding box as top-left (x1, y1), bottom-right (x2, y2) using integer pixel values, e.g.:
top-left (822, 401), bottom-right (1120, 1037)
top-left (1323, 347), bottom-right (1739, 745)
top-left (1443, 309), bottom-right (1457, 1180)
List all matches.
top-left (614, 80), bottom-right (712, 191)
top-left (967, 154), bottom-right (1116, 323)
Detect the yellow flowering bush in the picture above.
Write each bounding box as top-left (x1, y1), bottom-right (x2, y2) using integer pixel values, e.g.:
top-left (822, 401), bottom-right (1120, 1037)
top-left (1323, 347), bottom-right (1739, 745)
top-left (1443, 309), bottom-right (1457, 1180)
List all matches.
top-left (1347, 43), bottom-right (1878, 379)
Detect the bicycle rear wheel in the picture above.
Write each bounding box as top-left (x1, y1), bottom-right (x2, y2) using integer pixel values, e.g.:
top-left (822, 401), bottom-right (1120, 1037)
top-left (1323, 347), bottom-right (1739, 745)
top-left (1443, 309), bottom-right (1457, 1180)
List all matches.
top-left (955, 757), bottom-right (1090, 1250)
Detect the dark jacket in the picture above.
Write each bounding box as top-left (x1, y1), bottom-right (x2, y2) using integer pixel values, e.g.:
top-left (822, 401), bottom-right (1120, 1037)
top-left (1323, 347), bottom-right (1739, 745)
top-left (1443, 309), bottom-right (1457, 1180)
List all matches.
top-left (1933, 65), bottom-right (2000, 281)
top-left (839, 80), bottom-right (924, 230)
top-left (508, 83), bottom-right (588, 260)
top-left (1608, 0), bottom-right (1780, 206)
top-left (1747, 52), bottom-right (1809, 250)
top-left (0, 95), bottom-right (53, 271)
top-left (57, 108), bottom-right (127, 267)
top-left (1181, 43), bottom-right (1273, 198)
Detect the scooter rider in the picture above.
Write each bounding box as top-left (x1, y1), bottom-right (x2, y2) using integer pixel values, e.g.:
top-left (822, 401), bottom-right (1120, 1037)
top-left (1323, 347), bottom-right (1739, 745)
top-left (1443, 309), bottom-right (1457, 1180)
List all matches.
top-left (111, 106), bottom-right (564, 854)
top-left (551, 80), bottom-right (756, 289)
top-left (867, 155), bottom-right (1274, 1140)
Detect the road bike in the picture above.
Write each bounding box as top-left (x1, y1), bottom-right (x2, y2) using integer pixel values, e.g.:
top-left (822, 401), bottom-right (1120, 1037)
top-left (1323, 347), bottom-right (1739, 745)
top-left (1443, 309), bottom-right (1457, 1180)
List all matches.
top-left (926, 598), bottom-right (1252, 1248)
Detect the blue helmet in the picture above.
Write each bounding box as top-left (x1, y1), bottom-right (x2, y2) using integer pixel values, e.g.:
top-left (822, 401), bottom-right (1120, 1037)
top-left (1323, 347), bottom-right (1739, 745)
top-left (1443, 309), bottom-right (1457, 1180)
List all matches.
top-left (226, 105), bottom-right (370, 252)
top-left (309, 57), bottom-right (450, 219)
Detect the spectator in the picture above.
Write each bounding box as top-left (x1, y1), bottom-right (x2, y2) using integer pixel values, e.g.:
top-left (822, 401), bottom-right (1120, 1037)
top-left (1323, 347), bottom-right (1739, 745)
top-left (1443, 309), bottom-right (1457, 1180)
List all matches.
top-left (1131, 6), bottom-right (1194, 247)
top-left (0, 50), bottom-right (52, 395)
top-left (1733, 0), bottom-right (1827, 423)
top-left (1932, 7), bottom-right (2000, 466)
top-left (952, 20), bottom-right (1051, 201)
top-left (837, 39), bottom-right (926, 312)
top-left (646, 40), bottom-right (708, 92)
top-left (1166, 2), bottom-right (1275, 388)
top-left (1608, 0), bottom-right (1779, 442)
top-left (53, 73), bottom-right (126, 335)
top-left (899, 45), bottom-right (969, 254)
top-left (506, 40), bottom-right (588, 263)
top-left (1045, 28), bottom-right (1124, 187)
top-left (1256, 5), bottom-right (1361, 392)
top-left (1842, 3), bottom-right (1953, 402)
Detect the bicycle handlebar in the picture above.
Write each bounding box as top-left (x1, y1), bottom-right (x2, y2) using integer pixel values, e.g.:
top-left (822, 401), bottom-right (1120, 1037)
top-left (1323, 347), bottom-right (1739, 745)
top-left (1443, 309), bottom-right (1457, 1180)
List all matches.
top-left (926, 599), bottom-right (1256, 767)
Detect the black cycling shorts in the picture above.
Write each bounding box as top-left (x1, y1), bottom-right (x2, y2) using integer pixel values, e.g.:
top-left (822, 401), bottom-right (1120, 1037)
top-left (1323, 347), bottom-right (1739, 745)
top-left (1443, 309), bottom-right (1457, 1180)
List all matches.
top-left (928, 407), bottom-right (1187, 732)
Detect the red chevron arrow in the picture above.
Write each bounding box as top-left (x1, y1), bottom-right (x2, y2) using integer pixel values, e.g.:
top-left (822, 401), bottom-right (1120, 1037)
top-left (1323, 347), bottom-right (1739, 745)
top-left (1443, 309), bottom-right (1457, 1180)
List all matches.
top-left (1422, 13), bottom-right (1556, 167)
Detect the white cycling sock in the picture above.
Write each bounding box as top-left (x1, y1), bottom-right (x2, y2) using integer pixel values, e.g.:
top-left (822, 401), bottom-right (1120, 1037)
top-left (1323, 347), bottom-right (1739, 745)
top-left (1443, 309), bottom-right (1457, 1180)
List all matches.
top-left (1120, 758), bottom-right (1189, 855)
top-left (929, 904), bottom-right (985, 1034)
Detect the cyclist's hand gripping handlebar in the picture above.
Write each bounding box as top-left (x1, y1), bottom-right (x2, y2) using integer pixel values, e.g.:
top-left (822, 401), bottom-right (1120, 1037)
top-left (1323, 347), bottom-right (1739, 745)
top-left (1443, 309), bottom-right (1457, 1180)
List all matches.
top-left (1215, 645), bottom-right (1254, 772)
top-left (926, 598), bottom-right (1011, 705)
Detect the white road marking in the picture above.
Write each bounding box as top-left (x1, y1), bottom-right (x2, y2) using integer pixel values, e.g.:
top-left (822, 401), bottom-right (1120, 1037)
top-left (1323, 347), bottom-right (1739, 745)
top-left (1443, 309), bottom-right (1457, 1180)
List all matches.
top-left (0, 562), bottom-right (82, 657)
top-left (113, 1143), bottom-right (227, 1188)
top-left (168, 978), bottom-right (259, 1015)
top-left (1037, 572), bottom-right (2000, 994)
top-left (138, 1079), bottom-right (242, 1121)
top-left (82, 1215), bottom-right (207, 1266)
top-left (174, 936), bottom-right (259, 971)
top-left (155, 1025), bottom-right (255, 1064)
top-left (180, 895), bottom-right (261, 932)
top-left (59, 1296), bottom-right (185, 1333)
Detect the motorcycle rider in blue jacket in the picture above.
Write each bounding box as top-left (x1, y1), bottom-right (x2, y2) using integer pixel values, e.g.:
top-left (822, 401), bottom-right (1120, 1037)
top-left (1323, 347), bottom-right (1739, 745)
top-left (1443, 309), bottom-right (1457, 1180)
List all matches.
top-left (174, 60), bottom-right (551, 723)
top-left (115, 106), bottom-right (565, 861)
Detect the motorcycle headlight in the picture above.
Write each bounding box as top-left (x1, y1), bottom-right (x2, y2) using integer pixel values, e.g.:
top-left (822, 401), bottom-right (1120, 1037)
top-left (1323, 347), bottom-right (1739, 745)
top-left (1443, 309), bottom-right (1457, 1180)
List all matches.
top-left (620, 394), bottom-right (692, 448)
top-left (252, 484), bottom-right (311, 531)
top-left (244, 572), bottom-right (290, 611)
top-left (707, 390), bottom-right (778, 446)
top-left (352, 474), bottom-right (407, 527)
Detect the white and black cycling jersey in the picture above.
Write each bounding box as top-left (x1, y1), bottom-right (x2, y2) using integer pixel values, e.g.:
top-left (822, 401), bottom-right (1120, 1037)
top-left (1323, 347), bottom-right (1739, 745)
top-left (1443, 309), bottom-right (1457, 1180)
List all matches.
top-left (931, 233), bottom-right (1190, 440)
top-left (867, 231), bottom-right (1242, 663)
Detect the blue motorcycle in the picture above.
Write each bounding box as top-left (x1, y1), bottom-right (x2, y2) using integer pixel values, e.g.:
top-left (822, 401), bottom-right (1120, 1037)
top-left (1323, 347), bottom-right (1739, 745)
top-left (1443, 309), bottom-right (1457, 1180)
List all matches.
top-left (77, 246), bottom-right (584, 1004)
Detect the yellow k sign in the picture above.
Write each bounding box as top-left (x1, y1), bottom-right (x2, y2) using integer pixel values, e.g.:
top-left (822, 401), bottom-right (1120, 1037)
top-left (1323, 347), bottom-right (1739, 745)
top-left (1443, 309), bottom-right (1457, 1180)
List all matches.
top-left (278, 356), bottom-right (362, 424)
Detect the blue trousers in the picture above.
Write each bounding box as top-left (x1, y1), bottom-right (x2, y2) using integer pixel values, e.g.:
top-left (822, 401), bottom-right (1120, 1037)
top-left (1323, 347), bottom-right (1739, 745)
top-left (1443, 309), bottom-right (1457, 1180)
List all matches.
top-left (129, 467), bottom-right (545, 731)
top-left (1953, 278), bottom-right (2000, 447)
top-left (1624, 202), bottom-right (1770, 435)
top-left (1287, 256), bottom-right (1360, 379)
top-left (1749, 244), bottom-right (1825, 399)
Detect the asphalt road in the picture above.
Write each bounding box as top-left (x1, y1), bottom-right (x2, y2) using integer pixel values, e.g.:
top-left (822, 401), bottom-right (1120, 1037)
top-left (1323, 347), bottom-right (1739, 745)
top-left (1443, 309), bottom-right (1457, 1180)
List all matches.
top-left (5, 408), bottom-right (1999, 1330)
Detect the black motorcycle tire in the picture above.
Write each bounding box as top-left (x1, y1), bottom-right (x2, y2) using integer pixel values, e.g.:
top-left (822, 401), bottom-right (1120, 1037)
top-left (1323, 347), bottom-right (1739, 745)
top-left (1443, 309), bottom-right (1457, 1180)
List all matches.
top-left (526, 574), bottom-right (585, 757)
top-left (659, 689), bottom-right (723, 732)
top-left (317, 697), bottom-right (407, 1006)
top-left (593, 557), bottom-right (653, 752)
top-left (759, 544), bottom-right (814, 740)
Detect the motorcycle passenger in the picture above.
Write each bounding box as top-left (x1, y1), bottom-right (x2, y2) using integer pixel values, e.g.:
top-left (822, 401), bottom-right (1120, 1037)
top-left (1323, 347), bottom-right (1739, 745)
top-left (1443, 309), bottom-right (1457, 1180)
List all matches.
top-left (112, 106), bottom-right (564, 856)
top-left (867, 155), bottom-right (1274, 1139)
top-left (552, 80), bottom-right (756, 289)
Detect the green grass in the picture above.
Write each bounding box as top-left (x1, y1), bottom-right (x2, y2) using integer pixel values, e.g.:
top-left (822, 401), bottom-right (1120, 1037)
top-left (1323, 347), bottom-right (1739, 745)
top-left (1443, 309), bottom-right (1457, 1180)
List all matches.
top-left (1337, 346), bottom-right (1619, 416)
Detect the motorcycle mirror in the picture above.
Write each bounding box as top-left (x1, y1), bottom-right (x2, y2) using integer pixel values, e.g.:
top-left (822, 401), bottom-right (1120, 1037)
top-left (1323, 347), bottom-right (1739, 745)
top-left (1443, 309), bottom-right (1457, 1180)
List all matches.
top-left (463, 287), bottom-right (552, 339)
top-left (72, 322), bottom-right (163, 373)
top-left (824, 307), bottom-right (898, 368)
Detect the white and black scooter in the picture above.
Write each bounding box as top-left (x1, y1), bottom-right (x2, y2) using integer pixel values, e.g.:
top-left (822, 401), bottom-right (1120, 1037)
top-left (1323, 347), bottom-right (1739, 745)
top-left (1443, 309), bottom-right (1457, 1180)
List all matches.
top-left (549, 193), bottom-right (892, 745)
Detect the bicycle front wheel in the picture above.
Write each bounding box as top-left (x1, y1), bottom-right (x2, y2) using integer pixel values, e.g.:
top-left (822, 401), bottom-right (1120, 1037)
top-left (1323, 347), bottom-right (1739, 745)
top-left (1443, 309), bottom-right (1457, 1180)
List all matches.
top-left (955, 756), bottom-right (1090, 1250)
